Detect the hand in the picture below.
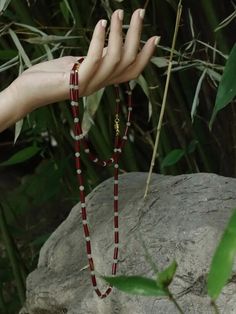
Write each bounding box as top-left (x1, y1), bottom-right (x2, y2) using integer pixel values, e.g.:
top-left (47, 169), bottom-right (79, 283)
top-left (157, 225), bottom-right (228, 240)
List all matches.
top-left (1, 9), bottom-right (160, 132)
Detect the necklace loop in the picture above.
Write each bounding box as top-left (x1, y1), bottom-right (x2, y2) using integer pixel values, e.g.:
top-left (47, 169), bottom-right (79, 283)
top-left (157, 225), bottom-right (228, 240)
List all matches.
top-left (70, 61), bottom-right (133, 298)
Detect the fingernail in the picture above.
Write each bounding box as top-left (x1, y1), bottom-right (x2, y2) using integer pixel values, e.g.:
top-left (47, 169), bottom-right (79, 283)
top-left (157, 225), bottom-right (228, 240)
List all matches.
top-left (154, 36), bottom-right (161, 46)
top-left (139, 9), bottom-right (145, 19)
top-left (118, 9), bottom-right (124, 21)
top-left (101, 19), bottom-right (107, 28)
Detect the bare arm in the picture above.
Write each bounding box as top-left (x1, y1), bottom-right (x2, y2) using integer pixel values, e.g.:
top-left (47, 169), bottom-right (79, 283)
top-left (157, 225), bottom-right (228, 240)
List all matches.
top-left (0, 9), bottom-right (160, 133)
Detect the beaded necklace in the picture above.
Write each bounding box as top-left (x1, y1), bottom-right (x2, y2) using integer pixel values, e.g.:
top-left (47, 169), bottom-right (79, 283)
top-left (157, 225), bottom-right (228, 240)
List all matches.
top-left (70, 58), bottom-right (133, 299)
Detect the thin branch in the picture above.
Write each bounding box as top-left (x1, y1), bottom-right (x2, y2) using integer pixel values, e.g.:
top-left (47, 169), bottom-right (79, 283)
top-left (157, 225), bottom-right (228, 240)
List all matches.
top-left (144, 0), bottom-right (183, 198)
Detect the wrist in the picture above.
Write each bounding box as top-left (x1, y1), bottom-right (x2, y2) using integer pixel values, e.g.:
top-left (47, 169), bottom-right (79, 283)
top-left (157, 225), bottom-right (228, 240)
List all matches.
top-left (0, 84), bottom-right (20, 132)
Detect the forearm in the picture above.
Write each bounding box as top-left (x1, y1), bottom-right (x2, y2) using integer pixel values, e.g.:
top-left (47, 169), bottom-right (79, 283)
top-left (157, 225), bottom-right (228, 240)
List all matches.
top-left (0, 84), bottom-right (25, 133)
top-left (0, 72), bottom-right (67, 133)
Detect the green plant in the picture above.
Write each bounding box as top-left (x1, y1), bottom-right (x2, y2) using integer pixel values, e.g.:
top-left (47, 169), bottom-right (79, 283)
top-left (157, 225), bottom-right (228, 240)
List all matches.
top-left (0, 0), bottom-right (235, 312)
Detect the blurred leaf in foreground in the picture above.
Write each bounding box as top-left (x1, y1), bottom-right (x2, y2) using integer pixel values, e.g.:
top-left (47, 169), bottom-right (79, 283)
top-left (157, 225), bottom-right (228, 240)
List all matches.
top-left (0, 145), bottom-right (41, 166)
top-left (157, 260), bottom-right (178, 288)
top-left (102, 275), bottom-right (168, 296)
top-left (210, 43), bottom-right (236, 128)
top-left (207, 208), bottom-right (236, 300)
top-left (161, 149), bottom-right (185, 169)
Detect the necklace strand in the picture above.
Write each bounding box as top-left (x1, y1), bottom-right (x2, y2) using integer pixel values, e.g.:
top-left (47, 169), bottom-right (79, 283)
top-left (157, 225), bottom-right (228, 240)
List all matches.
top-left (70, 58), bottom-right (133, 298)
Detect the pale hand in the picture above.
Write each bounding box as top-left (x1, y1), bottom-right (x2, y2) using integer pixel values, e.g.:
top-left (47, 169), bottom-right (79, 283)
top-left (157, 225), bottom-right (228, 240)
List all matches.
top-left (0, 9), bottom-right (160, 132)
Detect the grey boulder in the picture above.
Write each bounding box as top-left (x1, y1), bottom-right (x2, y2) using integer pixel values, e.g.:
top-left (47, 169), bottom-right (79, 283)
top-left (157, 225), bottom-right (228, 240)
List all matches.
top-left (21, 172), bottom-right (236, 314)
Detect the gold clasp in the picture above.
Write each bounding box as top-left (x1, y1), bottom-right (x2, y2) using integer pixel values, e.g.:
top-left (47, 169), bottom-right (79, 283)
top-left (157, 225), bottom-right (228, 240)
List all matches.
top-left (114, 114), bottom-right (120, 136)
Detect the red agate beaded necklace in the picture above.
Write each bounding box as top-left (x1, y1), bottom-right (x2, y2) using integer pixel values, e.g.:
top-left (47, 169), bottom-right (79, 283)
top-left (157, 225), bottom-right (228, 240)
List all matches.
top-left (69, 58), bottom-right (133, 299)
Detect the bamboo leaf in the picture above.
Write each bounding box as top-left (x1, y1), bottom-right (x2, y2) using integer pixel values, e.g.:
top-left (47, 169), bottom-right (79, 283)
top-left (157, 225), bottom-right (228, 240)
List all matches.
top-left (187, 140), bottom-right (198, 154)
top-left (0, 0), bottom-right (11, 13)
top-left (191, 68), bottom-right (207, 121)
top-left (82, 88), bottom-right (105, 134)
top-left (0, 145), bottom-right (41, 166)
top-left (14, 119), bottom-right (24, 144)
top-left (151, 57), bottom-right (171, 68)
top-left (0, 56), bottom-right (18, 72)
top-left (210, 43), bottom-right (236, 128)
top-left (8, 28), bottom-right (32, 68)
top-left (25, 35), bottom-right (82, 44)
top-left (157, 261), bottom-right (178, 288)
top-left (62, 0), bottom-right (76, 25)
top-left (0, 50), bottom-right (17, 60)
top-left (102, 275), bottom-right (168, 296)
top-left (14, 22), bottom-right (54, 60)
top-left (136, 75), bottom-right (152, 120)
top-left (161, 149), bottom-right (185, 169)
top-left (207, 208), bottom-right (236, 300)
top-left (215, 9), bottom-right (236, 32)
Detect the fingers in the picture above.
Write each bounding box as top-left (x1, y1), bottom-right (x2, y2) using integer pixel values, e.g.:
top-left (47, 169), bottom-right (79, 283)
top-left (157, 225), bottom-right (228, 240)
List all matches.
top-left (122, 9), bottom-right (145, 65)
top-left (77, 19), bottom-right (107, 91)
top-left (110, 36), bottom-right (160, 84)
top-left (85, 9), bottom-right (124, 89)
top-left (21, 9), bottom-right (160, 101)
top-left (105, 8), bottom-right (145, 82)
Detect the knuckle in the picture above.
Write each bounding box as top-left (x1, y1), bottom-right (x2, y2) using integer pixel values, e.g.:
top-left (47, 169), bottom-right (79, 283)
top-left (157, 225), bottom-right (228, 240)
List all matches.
top-left (107, 52), bottom-right (121, 65)
top-left (126, 55), bottom-right (136, 65)
top-left (112, 56), bottom-right (121, 65)
top-left (89, 55), bottom-right (100, 65)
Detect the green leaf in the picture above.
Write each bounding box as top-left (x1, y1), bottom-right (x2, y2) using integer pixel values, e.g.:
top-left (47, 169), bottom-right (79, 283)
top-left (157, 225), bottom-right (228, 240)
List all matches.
top-left (187, 140), bottom-right (198, 154)
top-left (0, 145), bottom-right (41, 166)
top-left (207, 208), bottom-right (236, 300)
top-left (8, 28), bottom-right (32, 68)
top-left (0, 50), bottom-right (17, 60)
top-left (0, 0), bottom-right (11, 13)
top-left (82, 88), bottom-right (105, 134)
top-left (161, 149), bottom-right (185, 169)
top-left (102, 275), bottom-right (168, 296)
top-left (151, 57), bottom-right (170, 68)
top-left (191, 68), bottom-right (207, 121)
top-left (14, 119), bottom-right (24, 144)
top-left (210, 43), bottom-right (236, 128)
top-left (157, 261), bottom-right (178, 288)
top-left (25, 35), bottom-right (82, 45)
top-left (136, 75), bottom-right (152, 120)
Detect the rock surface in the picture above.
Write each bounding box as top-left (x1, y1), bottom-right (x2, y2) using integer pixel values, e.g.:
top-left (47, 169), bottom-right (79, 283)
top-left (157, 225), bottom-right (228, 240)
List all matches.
top-left (20, 172), bottom-right (236, 314)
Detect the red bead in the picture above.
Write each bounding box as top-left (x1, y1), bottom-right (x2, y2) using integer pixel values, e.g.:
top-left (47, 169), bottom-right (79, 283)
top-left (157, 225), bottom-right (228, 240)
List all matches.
top-left (114, 184), bottom-right (118, 195)
top-left (114, 231), bottom-right (119, 243)
top-left (112, 263), bottom-right (117, 275)
top-left (91, 274), bottom-right (97, 286)
top-left (113, 247), bottom-right (118, 260)
top-left (114, 216), bottom-right (118, 228)
top-left (86, 241), bottom-right (91, 255)
top-left (106, 287), bottom-right (112, 295)
top-left (81, 208), bottom-right (87, 220)
top-left (83, 224), bottom-right (89, 237)
top-left (88, 258), bottom-right (94, 270)
top-left (95, 289), bottom-right (101, 297)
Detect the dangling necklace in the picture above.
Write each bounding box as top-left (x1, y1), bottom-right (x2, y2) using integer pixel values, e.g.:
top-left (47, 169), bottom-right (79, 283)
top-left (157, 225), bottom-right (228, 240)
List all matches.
top-left (69, 58), bottom-right (133, 299)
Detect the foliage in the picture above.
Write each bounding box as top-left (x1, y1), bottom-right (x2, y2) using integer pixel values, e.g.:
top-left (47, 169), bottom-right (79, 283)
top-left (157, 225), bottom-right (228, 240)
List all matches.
top-left (0, 0), bottom-right (235, 313)
top-left (207, 208), bottom-right (236, 300)
top-left (210, 43), bottom-right (236, 127)
top-left (102, 275), bottom-right (168, 297)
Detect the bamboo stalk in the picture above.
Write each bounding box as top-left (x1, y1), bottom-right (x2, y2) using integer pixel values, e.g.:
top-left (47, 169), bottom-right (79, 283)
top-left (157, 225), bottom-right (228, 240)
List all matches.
top-left (144, 1), bottom-right (183, 198)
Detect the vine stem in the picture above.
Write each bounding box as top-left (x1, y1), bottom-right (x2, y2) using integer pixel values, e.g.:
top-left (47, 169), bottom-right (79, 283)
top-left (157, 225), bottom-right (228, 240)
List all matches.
top-left (143, 0), bottom-right (183, 199)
